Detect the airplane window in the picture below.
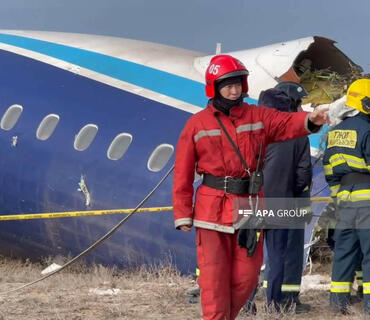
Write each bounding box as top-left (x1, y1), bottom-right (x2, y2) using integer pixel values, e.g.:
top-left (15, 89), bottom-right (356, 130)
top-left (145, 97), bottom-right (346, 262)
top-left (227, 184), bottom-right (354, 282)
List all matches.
top-left (107, 133), bottom-right (133, 160)
top-left (74, 124), bottom-right (98, 151)
top-left (0, 104), bottom-right (23, 131)
top-left (147, 143), bottom-right (174, 172)
top-left (36, 114), bottom-right (60, 140)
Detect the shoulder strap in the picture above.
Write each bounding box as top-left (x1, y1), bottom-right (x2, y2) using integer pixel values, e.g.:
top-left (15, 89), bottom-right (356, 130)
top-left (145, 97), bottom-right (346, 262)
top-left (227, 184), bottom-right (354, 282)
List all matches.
top-left (215, 114), bottom-right (250, 173)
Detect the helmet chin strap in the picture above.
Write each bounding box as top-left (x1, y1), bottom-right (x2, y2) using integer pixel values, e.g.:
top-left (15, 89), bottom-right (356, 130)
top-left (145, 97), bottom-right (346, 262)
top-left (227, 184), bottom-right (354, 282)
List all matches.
top-left (361, 97), bottom-right (370, 113)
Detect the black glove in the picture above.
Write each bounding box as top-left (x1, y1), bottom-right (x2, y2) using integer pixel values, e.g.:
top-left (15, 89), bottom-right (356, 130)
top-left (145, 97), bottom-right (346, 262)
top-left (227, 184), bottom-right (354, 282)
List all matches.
top-left (238, 228), bottom-right (258, 257)
top-left (307, 118), bottom-right (322, 133)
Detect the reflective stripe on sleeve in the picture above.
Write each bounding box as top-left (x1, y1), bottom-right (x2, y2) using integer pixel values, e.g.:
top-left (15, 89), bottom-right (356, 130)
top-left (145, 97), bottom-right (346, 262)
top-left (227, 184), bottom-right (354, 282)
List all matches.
top-left (194, 129), bottom-right (221, 143)
top-left (236, 122), bottom-right (264, 133)
top-left (174, 218), bottom-right (193, 229)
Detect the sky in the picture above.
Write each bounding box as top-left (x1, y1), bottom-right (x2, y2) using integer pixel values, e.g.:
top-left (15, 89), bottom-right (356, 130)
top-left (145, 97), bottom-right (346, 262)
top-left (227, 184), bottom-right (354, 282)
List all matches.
top-left (0, 0), bottom-right (369, 72)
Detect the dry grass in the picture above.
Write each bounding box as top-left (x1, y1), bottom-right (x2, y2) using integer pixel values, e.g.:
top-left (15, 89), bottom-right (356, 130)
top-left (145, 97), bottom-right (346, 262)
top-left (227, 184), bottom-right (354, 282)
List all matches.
top-left (0, 256), bottom-right (201, 320)
top-left (0, 255), bottom-right (367, 320)
top-left (238, 284), bottom-right (366, 320)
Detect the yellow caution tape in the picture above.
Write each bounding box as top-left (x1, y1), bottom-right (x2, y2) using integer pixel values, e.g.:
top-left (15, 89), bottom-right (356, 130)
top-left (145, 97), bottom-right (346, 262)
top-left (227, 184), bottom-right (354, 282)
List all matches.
top-left (0, 206), bottom-right (173, 221)
top-left (0, 197), bottom-right (333, 221)
top-left (310, 197), bottom-right (334, 203)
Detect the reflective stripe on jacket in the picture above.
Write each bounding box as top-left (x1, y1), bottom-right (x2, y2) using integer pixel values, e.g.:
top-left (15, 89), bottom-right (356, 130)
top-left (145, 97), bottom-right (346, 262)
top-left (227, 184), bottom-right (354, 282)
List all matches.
top-left (173, 102), bottom-right (312, 232)
top-left (323, 113), bottom-right (370, 207)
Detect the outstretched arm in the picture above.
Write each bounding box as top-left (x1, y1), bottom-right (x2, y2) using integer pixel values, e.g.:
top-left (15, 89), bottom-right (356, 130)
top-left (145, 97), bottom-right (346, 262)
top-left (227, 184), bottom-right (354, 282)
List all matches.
top-left (308, 107), bottom-right (329, 130)
top-left (262, 106), bottom-right (328, 144)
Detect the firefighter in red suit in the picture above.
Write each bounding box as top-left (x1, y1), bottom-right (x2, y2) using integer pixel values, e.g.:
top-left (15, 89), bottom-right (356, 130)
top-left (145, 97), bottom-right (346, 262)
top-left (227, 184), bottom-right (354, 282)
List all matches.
top-left (172, 54), bottom-right (327, 320)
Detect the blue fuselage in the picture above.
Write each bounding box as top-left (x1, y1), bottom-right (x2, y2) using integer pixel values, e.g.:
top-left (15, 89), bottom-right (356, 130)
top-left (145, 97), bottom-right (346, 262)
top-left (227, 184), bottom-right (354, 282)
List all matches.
top-left (0, 34), bottom-right (329, 274)
top-left (0, 48), bottom-right (198, 272)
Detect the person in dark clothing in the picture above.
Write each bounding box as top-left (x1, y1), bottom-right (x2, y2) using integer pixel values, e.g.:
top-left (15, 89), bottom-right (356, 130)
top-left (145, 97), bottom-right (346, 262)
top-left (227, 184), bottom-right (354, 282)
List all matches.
top-left (243, 82), bottom-right (313, 314)
top-left (262, 84), bottom-right (313, 313)
top-left (323, 78), bottom-right (370, 314)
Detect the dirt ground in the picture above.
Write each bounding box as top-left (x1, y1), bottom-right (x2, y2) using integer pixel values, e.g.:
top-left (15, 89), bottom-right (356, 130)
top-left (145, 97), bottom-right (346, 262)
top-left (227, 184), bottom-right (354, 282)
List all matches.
top-left (0, 255), bottom-right (366, 320)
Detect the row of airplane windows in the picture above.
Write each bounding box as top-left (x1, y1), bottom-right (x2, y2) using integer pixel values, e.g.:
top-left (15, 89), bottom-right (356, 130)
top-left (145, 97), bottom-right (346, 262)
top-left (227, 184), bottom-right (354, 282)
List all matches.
top-left (0, 104), bottom-right (174, 172)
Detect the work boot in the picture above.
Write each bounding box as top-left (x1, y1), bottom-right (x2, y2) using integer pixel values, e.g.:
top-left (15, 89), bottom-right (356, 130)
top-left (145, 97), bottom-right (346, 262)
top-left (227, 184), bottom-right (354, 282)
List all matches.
top-left (293, 296), bottom-right (311, 313)
top-left (264, 303), bottom-right (279, 315)
top-left (330, 293), bottom-right (353, 315)
top-left (349, 284), bottom-right (363, 304)
top-left (333, 305), bottom-right (353, 316)
top-left (186, 287), bottom-right (200, 304)
top-left (242, 301), bottom-right (257, 316)
top-left (295, 302), bottom-right (311, 313)
top-left (357, 285), bottom-right (364, 300)
top-left (349, 295), bottom-right (362, 304)
top-left (187, 295), bottom-right (199, 304)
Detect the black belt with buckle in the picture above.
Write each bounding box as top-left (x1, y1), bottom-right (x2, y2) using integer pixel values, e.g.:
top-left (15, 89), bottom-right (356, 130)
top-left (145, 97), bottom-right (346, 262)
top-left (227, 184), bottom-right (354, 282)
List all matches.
top-left (202, 174), bottom-right (250, 194)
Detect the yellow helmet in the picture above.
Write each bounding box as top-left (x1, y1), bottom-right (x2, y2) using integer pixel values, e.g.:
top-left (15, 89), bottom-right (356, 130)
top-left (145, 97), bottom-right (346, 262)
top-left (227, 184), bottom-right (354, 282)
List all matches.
top-left (346, 78), bottom-right (370, 114)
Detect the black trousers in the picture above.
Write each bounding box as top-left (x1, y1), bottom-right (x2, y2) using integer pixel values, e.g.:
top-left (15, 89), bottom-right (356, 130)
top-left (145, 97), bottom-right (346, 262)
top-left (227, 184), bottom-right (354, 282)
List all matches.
top-left (265, 229), bottom-right (289, 306)
top-left (281, 228), bottom-right (305, 301)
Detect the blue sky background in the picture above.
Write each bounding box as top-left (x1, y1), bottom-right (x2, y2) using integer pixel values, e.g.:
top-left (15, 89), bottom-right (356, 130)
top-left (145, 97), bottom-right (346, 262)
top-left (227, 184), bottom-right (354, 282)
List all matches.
top-left (0, 0), bottom-right (369, 72)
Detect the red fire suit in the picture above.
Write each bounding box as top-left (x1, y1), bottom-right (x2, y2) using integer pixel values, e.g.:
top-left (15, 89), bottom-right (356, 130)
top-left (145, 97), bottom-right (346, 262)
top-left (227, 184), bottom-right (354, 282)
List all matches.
top-left (173, 102), bottom-right (313, 320)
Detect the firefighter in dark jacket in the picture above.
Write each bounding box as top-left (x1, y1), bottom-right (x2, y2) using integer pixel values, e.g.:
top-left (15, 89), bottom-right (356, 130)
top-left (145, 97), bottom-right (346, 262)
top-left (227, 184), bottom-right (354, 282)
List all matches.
top-left (259, 83), bottom-right (312, 312)
top-left (173, 55), bottom-right (328, 320)
top-left (323, 78), bottom-right (370, 314)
